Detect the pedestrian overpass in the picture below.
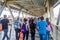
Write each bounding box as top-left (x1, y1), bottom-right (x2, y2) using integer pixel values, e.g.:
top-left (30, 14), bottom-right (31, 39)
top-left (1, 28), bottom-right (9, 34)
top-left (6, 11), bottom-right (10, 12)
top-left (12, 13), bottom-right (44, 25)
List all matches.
top-left (0, 0), bottom-right (60, 40)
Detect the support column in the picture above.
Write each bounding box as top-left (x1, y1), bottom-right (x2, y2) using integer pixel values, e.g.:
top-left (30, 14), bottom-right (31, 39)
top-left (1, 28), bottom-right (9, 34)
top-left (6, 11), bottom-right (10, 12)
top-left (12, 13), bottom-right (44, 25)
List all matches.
top-left (0, 0), bottom-right (7, 16)
top-left (22, 12), bottom-right (24, 18)
top-left (56, 9), bottom-right (60, 40)
top-left (7, 5), bottom-right (14, 40)
top-left (50, 7), bottom-right (56, 40)
top-left (45, 0), bottom-right (50, 19)
top-left (47, 0), bottom-right (50, 17)
top-left (57, 9), bottom-right (60, 25)
top-left (0, 3), bottom-right (5, 16)
top-left (18, 10), bottom-right (21, 18)
top-left (7, 5), bottom-right (14, 19)
top-left (50, 7), bottom-right (54, 22)
top-left (26, 13), bottom-right (28, 18)
top-left (18, 7), bottom-right (22, 18)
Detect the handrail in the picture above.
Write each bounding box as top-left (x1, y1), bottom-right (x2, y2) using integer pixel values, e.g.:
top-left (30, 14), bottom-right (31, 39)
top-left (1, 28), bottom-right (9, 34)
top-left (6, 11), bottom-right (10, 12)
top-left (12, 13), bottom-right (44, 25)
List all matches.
top-left (51, 24), bottom-right (60, 40)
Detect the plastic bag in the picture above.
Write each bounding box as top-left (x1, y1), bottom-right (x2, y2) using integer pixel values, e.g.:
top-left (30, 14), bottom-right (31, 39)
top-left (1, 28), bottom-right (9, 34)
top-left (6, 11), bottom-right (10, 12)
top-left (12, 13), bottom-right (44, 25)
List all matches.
top-left (19, 32), bottom-right (23, 40)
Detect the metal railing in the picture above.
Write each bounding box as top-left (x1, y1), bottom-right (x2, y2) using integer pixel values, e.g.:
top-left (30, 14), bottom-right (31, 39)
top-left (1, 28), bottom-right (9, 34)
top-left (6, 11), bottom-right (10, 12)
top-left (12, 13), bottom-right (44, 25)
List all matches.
top-left (51, 24), bottom-right (60, 40)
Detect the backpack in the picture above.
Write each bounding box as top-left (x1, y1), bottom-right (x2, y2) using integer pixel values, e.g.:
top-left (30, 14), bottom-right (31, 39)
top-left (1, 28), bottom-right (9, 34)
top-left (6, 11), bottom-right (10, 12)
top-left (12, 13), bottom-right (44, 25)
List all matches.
top-left (19, 32), bottom-right (23, 40)
top-left (46, 22), bottom-right (51, 31)
top-left (22, 23), bottom-right (27, 33)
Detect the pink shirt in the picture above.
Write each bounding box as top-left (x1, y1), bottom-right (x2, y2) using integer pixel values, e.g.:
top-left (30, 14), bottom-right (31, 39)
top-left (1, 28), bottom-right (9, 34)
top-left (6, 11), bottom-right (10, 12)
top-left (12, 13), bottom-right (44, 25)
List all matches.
top-left (46, 22), bottom-right (52, 31)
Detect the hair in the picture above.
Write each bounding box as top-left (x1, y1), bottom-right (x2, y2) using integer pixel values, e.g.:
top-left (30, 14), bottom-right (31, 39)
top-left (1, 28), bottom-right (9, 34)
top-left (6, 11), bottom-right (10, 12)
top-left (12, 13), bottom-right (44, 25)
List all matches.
top-left (40, 16), bottom-right (44, 20)
top-left (4, 15), bottom-right (7, 18)
top-left (17, 17), bottom-right (19, 20)
top-left (46, 18), bottom-right (50, 24)
top-left (24, 18), bottom-right (27, 22)
top-left (46, 18), bottom-right (49, 20)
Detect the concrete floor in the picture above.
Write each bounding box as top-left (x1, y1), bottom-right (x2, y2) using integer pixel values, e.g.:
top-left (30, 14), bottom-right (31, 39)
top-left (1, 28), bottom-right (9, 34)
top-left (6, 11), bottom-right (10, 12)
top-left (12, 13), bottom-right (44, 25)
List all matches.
top-left (0, 25), bottom-right (60, 40)
top-left (0, 26), bottom-right (40, 40)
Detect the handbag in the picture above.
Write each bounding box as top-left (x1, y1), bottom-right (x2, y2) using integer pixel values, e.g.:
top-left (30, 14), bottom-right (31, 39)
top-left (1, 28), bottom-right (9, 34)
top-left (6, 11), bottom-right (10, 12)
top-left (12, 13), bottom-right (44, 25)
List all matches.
top-left (0, 24), bottom-right (2, 31)
top-left (19, 32), bottom-right (23, 40)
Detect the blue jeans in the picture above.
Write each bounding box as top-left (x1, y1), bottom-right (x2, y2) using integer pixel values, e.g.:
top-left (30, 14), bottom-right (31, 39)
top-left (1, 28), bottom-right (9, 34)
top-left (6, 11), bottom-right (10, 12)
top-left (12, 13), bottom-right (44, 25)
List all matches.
top-left (39, 34), bottom-right (46, 40)
top-left (15, 29), bottom-right (20, 40)
top-left (2, 29), bottom-right (9, 40)
top-left (31, 33), bottom-right (35, 40)
top-left (23, 33), bottom-right (26, 40)
top-left (46, 31), bottom-right (50, 40)
top-left (26, 31), bottom-right (29, 40)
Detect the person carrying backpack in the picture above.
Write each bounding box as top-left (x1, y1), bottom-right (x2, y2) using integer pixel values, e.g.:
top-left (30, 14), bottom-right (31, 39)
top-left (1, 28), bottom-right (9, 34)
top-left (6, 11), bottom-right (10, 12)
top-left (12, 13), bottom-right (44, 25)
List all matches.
top-left (21, 18), bottom-right (28, 40)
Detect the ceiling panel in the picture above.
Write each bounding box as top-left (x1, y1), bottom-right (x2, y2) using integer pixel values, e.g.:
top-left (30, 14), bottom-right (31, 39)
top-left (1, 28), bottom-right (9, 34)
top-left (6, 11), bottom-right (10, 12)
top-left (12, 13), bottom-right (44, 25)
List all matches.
top-left (4, 0), bottom-right (47, 17)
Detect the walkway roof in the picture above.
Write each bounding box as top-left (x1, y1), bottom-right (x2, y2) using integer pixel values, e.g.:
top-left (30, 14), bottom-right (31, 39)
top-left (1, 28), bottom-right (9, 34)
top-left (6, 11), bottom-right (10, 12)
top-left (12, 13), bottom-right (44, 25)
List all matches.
top-left (0, 0), bottom-right (58, 17)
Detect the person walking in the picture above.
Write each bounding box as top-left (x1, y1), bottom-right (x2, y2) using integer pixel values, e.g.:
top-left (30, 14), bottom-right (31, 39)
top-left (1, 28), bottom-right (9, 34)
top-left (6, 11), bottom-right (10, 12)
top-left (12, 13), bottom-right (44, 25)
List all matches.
top-left (30, 19), bottom-right (36, 40)
top-left (21, 18), bottom-right (27, 40)
top-left (36, 16), bottom-right (48, 40)
top-left (25, 19), bottom-right (29, 40)
top-left (14, 17), bottom-right (21, 40)
top-left (1, 15), bottom-right (9, 40)
top-left (46, 18), bottom-right (52, 40)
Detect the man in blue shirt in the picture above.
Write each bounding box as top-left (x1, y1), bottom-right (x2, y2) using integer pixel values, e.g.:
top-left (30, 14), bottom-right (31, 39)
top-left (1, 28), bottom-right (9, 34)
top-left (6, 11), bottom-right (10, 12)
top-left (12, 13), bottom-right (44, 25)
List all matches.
top-left (1, 15), bottom-right (9, 40)
top-left (36, 16), bottom-right (47, 40)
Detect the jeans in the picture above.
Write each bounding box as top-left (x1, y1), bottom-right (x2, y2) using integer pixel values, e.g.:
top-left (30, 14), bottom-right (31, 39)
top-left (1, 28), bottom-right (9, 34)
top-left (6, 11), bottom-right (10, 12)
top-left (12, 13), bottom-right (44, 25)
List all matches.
top-left (39, 34), bottom-right (46, 40)
top-left (23, 31), bottom-right (29, 40)
top-left (26, 31), bottom-right (29, 40)
top-left (31, 33), bottom-right (35, 40)
top-left (46, 31), bottom-right (50, 40)
top-left (2, 29), bottom-right (9, 40)
top-left (23, 33), bottom-right (26, 40)
top-left (15, 29), bottom-right (20, 40)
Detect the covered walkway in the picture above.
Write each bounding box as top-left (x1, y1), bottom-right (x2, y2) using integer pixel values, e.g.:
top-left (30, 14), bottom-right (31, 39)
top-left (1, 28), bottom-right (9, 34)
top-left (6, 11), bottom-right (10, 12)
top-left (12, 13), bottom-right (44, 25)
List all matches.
top-left (0, 0), bottom-right (60, 40)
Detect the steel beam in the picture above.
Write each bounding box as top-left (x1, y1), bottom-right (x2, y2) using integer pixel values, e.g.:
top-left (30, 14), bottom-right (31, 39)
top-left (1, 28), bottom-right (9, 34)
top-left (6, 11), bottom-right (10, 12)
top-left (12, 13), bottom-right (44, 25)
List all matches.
top-left (0, 0), bottom-right (7, 16)
top-left (0, 3), bottom-right (5, 16)
top-left (7, 5), bottom-right (14, 19)
top-left (18, 10), bottom-right (21, 18)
